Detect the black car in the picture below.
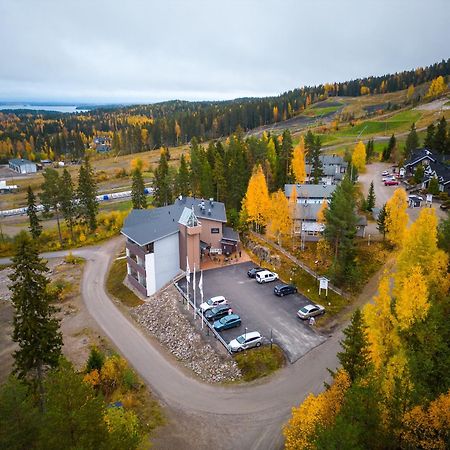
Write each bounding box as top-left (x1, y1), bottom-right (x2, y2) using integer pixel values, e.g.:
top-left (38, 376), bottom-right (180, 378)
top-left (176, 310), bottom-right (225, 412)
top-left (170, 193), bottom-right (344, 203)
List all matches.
top-left (204, 304), bottom-right (232, 321)
top-left (247, 267), bottom-right (265, 278)
top-left (440, 202), bottom-right (450, 211)
top-left (274, 283), bottom-right (297, 297)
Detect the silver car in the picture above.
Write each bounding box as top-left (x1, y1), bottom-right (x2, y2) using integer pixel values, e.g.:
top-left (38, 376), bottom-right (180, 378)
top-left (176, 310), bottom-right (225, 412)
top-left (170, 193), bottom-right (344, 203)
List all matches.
top-left (228, 331), bottom-right (263, 352)
top-left (297, 304), bottom-right (325, 320)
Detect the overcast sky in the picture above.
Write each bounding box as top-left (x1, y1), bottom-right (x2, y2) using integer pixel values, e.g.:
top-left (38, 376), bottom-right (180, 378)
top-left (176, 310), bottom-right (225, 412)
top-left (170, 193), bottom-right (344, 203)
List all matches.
top-left (1, 0), bottom-right (449, 104)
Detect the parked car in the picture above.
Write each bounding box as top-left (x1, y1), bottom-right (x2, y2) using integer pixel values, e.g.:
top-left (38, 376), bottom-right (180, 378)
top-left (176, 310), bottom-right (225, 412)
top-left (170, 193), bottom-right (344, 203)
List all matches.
top-left (440, 202), bottom-right (450, 211)
top-left (214, 314), bottom-right (242, 331)
top-left (205, 304), bottom-right (232, 322)
top-left (247, 266), bottom-right (265, 278)
top-left (297, 303), bottom-right (325, 320)
top-left (228, 331), bottom-right (263, 352)
top-left (199, 295), bottom-right (228, 313)
top-left (381, 170), bottom-right (390, 176)
top-left (384, 178), bottom-right (399, 186)
top-left (274, 283), bottom-right (297, 297)
top-left (256, 270), bottom-right (278, 284)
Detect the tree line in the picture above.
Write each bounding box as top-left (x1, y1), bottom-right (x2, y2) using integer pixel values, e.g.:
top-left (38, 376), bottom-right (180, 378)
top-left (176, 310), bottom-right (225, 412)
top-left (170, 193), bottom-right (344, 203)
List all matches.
top-left (1, 59), bottom-right (449, 162)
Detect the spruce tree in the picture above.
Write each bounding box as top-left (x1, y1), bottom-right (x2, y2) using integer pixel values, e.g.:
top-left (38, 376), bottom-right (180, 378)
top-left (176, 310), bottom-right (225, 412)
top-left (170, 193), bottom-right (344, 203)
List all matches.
top-left (212, 151), bottom-right (227, 202)
top-left (40, 168), bottom-right (62, 243)
top-left (366, 181), bottom-right (376, 211)
top-left (176, 153), bottom-right (191, 197)
top-left (26, 186), bottom-right (42, 239)
top-left (9, 232), bottom-right (62, 409)
top-left (337, 309), bottom-right (371, 382)
top-left (59, 168), bottom-right (76, 241)
top-left (382, 134), bottom-right (396, 161)
top-left (432, 116), bottom-right (448, 154)
top-left (77, 157), bottom-right (98, 232)
top-left (277, 129), bottom-right (293, 186)
top-left (323, 176), bottom-right (358, 283)
top-left (131, 167), bottom-right (147, 209)
top-left (424, 123), bottom-right (435, 149)
top-left (305, 131), bottom-right (324, 184)
top-left (377, 203), bottom-right (387, 239)
top-left (404, 123), bottom-right (419, 159)
top-left (153, 151), bottom-right (172, 206)
top-left (365, 139), bottom-right (374, 162)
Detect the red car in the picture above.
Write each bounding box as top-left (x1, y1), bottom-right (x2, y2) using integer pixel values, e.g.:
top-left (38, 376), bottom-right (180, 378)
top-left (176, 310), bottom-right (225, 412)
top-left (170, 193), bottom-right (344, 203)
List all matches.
top-left (384, 179), bottom-right (399, 186)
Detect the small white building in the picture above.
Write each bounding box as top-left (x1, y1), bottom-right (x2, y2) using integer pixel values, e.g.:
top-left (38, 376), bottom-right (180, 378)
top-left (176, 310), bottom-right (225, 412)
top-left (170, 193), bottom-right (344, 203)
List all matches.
top-left (8, 158), bottom-right (37, 174)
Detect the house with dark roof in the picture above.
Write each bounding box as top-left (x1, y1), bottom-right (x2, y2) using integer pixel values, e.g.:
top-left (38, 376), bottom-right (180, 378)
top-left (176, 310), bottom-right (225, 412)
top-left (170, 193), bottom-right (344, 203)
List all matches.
top-left (121, 197), bottom-right (239, 297)
top-left (403, 148), bottom-right (450, 193)
top-left (8, 158), bottom-right (37, 174)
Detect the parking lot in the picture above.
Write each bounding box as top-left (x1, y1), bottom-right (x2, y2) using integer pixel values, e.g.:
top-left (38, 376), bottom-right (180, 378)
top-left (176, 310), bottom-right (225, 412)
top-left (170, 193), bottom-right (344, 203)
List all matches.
top-left (180, 261), bottom-right (327, 363)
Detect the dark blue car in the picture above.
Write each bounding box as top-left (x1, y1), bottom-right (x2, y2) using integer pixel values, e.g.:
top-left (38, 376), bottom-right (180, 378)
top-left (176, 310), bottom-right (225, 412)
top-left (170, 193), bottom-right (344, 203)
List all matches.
top-left (213, 314), bottom-right (241, 331)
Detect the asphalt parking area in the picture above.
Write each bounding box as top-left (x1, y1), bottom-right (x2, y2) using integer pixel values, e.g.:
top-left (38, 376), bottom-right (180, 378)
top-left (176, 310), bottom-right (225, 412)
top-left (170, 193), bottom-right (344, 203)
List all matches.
top-left (182, 261), bottom-right (327, 363)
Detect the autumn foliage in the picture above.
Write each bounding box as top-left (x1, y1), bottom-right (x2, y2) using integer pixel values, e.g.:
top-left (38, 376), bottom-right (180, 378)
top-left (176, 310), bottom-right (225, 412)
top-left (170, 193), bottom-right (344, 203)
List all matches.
top-left (291, 136), bottom-right (306, 183)
top-left (385, 188), bottom-right (408, 246)
top-left (351, 141), bottom-right (366, 172)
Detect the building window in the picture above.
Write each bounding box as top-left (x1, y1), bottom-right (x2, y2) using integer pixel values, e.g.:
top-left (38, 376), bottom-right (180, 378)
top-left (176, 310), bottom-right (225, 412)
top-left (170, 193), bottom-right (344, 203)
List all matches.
top-left (211, 228), bottom-right (220, 234)
top-left (145, 242), bottom-right (154, 253)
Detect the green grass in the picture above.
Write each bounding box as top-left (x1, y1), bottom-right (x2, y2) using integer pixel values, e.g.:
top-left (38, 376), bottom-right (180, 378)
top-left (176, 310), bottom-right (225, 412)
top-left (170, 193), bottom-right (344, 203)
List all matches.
top-left (100, 199), bottom-right (133, 212)
top-left (106, 257), bottom-right (144, 307)
top-left (235, 345), bottom-right (285, 381)
top-left (305, 105), bottom-right (341, 117)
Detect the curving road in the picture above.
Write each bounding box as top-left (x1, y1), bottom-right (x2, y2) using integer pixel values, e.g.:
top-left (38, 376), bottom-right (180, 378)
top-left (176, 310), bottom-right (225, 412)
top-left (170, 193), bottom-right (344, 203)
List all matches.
top-left (1, 238), bottom-right (342, 449)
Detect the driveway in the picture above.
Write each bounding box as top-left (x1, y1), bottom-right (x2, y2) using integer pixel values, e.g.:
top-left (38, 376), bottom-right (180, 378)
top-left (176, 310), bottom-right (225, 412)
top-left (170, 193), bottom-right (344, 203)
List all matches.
top-left (359, 162), bottom-right (447, 226)
top-left (181, 262), bottom-right (326, 363)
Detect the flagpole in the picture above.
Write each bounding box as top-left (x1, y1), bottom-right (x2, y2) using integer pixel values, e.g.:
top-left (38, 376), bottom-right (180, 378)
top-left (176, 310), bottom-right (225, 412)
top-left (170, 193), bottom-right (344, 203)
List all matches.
top-left (186, 256), bottom-right (190, 310)
top-left (193, 264), bottom-right (196, 319)
top-left (199, 270), bottom-right (204, 330)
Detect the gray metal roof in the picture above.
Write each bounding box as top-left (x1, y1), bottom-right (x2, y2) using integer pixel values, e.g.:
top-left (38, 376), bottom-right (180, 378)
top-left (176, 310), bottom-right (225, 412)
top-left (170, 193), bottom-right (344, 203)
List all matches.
top-left (319, 155), bottom-right (347, 166)
top-left (222, 226), bottom-right (239, 242)
top-left (121, 197), bottom-right (227, 246)
top-left (9, 158), bottom-right (36, 166)
top-left (294, 203), bottom-right (323, 221)
top-left (285, 184), bottom-right (337, 199)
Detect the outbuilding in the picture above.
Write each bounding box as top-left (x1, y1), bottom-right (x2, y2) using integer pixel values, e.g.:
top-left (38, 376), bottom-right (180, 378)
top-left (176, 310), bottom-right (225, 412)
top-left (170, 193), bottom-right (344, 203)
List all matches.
top-left (8, 158), bottom-right (37, 174)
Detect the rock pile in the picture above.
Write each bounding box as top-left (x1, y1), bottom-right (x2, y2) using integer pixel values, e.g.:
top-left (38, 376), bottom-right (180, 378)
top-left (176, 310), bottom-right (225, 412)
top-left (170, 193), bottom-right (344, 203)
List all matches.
top-left (245, 240), bottom-right (281, 267)
top-left (132, 286), bottom-right (242, 383)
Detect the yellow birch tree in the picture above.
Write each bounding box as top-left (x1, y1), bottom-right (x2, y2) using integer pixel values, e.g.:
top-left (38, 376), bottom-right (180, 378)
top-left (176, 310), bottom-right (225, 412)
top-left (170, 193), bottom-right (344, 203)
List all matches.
top-left (267, 190), bottom-right (291, 244)
top-left (289, 185), bottom-right (298, 235)
top-left (291, 136), bottom-right (307, 183)
top-left (284, 370), bottom-right (351, 450)
top-left (316, 200), bottom-right (328, 224)
top-left (242, 164), bottom-right (270, 233)
top-left (352, 141), bottom-right (366, 172)
top-left (385, 188), bottom-right (408, 247)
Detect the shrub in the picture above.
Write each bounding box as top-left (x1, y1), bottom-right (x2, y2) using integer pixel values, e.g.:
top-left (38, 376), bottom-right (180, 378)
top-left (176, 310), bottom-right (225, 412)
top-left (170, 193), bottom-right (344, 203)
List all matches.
top-left (86, 347), bottom-right (105, 373)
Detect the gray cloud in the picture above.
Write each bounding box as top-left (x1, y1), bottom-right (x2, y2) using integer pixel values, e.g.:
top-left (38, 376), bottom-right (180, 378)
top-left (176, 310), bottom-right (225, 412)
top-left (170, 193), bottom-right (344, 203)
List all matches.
top-left (1, 0), bottom-right (449, 103)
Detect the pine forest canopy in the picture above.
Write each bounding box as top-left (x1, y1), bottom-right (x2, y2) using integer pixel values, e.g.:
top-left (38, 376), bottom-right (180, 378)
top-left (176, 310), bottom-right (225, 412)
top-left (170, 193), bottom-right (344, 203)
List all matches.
top-left (0, 58), bottom-right (449, 162)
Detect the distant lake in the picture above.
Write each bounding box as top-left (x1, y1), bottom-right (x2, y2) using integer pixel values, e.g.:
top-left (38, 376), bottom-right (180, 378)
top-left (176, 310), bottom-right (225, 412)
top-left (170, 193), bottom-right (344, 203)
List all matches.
top-left (0, 104), bottom-right (90, 113)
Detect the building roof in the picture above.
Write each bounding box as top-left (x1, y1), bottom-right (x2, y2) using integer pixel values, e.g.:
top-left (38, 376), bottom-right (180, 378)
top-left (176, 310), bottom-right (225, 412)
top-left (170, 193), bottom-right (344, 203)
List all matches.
top-left (222, 226), bottom-right (239, 242)
top-left (423, 160), bottom-right (450, 185)
top-left (121, 197), bottom-right (227, 246)
top-left (319, 155), bottom-right (347, 166)
top-left (294, 203), bottom-right (323, 221)
top-left (178, 207), bottom-right (200, 227)
top-left (404, 148), bottom-right (436, 168)
top-left (285, 184), bottom-right (337, 199)
top-left (305, 164), bottom-right (345, 179)
top-left (357, 215), bottom-right (368, 227)
top-left (9, 158), bottom-right (36, 166)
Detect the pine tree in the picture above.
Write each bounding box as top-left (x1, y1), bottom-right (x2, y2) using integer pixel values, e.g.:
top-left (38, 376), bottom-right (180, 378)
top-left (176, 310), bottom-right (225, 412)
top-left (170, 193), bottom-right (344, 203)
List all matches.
top-left (277, 130), bottom-right (293, 186)
top-left (131, 167), bottom-right (147, 209)
top-left (176, 153), bottom-right (191, 197)
top-left (59, 168), bottom-right (76, 241)
top-left (337, 309), bottom-right (371, 382)
top-left (366, 181), bottom-right (376, 211)
top-left (323, 176), bottom-right (358, 283)
top-left (26, 186), bottom-right (42, 239)
top-left (432, 116), bottom-right (448, 154)
top-left (40, 168), bottom-right (62, 243)
top-left (428, 176), bottom-right (440, 195)
top-left (377, 203), bottom-right (387, 239)
top-left (404, 123), bottom-right (419, 159)
top-left (414, 165), bottom-right (424, 184)
top-left (365, 139), bottom-right (374, 162)
top-left (9, 232), bottom-right (62, 410)
top-left (153, 150), bottom-right (172, 206)
top-left (212, 151), bottom-right (227, 201)
top-left (77, 157), bottom-right (98, 232)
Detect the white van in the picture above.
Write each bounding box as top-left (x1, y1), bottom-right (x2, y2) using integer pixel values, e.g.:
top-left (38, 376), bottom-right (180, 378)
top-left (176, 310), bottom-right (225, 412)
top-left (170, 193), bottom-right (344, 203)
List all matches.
top-left (228, 331), bottom-right (263, 352)
top-left (256, 270), bottom-right (278, 284)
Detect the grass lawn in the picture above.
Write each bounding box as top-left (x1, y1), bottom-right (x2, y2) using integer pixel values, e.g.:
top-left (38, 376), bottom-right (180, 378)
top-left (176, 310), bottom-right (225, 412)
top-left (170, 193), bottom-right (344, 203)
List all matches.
top-left (304, 105), bottom-right (342, 117)
top-left (235, 345), bottom-right (285, 382)
top-left (106, 257), bottom-right (144, 307)
top-left (100, 199), bottom-right (133, 212)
